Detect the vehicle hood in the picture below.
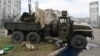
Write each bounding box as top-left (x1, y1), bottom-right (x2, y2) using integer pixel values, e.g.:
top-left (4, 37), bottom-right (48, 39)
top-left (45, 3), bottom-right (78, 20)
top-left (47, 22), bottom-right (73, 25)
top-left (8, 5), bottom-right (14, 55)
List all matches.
top-left (73, 23), bottom-right (93, 30)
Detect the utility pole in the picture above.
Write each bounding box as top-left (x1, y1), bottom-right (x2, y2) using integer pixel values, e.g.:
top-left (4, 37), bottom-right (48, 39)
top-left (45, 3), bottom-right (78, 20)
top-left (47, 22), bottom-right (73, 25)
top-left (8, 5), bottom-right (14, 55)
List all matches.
top-left (28, 0), bottom-right (32, 15)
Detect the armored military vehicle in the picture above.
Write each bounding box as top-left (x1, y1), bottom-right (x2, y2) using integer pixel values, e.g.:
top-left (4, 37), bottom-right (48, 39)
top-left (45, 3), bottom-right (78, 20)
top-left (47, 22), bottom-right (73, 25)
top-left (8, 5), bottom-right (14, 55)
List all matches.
top-left (4, 1), bottom-right (94, 48)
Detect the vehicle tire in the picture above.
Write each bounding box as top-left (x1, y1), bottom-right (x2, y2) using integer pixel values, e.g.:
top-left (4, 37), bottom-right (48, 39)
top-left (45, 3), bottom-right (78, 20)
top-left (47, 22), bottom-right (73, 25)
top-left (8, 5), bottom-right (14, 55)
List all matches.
top-left (26, 32), bottom-right (41, 43)
top-left (11, 31), bottom-right (24, 43)
top-left (70, 35), bottom-right (87, 48)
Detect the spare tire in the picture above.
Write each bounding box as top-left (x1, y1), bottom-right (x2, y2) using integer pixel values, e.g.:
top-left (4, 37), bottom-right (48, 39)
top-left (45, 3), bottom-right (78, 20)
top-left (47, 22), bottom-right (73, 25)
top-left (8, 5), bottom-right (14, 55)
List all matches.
top-left (26, 32), bottom-right (41, 43)
top-left (11, 31), bottom-right (24, 43)
top-left (70, 35), bottom-right (87, 48)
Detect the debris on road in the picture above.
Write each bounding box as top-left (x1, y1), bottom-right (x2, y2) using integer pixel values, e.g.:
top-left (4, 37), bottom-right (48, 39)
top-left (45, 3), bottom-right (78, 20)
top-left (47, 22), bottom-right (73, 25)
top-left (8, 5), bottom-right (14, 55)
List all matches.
top-left (86, 42), bottom-right (98, 50)
top-left (0, 50), bottom-right (4, 55)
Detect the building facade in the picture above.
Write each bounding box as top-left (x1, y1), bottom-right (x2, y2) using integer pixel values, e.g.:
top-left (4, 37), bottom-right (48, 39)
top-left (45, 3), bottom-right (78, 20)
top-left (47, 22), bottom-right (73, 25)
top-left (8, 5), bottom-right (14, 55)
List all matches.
top-left (89, 1), bottom-right (100, 28)
top-left (0, 0), bottom-right (21, 27)
top-left (71, 17), bottom-right (90, 24)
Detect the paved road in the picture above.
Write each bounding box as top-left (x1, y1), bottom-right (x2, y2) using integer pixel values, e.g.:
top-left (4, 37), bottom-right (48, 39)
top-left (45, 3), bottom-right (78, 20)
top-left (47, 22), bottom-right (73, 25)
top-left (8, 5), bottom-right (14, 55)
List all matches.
top-left (79, 29), bottom-right (100, 56)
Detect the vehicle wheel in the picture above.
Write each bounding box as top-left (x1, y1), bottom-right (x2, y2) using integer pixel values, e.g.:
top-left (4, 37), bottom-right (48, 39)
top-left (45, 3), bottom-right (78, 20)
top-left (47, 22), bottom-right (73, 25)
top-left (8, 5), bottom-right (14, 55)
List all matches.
top-left (70, 35), bottom-right (87, 48)
top-left (11, 31), bottom-right (24, 43)
top-left (26, 32), bottom-right (41, 43)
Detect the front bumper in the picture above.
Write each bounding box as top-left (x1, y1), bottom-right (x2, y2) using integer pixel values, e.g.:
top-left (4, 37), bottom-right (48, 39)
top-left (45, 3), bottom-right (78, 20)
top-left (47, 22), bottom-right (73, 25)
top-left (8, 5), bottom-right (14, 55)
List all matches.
top-left (88, 32), bottom-right (94, 40)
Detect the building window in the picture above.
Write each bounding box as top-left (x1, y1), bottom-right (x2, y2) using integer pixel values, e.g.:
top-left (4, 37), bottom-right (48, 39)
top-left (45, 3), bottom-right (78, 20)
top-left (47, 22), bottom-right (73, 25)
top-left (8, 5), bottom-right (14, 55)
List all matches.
top-left (8, 0), bottom-right (11, 3)
top-left (4, 1), bottom-right (6, 5)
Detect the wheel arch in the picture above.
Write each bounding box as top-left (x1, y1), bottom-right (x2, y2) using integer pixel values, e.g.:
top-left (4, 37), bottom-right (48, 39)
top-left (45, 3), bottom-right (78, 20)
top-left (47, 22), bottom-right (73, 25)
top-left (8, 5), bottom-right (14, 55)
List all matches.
top-left (71, 31), bottom-right (86, 37)
top-left (67, 31), bottom-right (87, 43)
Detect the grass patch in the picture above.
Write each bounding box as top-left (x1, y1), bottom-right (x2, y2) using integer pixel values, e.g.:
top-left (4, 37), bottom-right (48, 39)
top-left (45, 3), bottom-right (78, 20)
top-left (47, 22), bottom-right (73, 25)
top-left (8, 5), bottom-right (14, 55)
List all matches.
top-left (0, 36), bottom-right (56, 56)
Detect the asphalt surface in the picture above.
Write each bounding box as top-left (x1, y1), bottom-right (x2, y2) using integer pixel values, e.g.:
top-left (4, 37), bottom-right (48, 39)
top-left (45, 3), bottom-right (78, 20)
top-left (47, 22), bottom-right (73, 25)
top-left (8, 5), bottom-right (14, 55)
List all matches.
top-left (79, 29), bottom-right (100, 56)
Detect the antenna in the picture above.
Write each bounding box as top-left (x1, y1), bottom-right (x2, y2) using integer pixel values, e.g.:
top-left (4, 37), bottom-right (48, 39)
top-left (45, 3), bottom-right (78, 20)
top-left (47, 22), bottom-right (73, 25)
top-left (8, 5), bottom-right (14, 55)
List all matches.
top-left (28, 0), bottom-right (32, 15)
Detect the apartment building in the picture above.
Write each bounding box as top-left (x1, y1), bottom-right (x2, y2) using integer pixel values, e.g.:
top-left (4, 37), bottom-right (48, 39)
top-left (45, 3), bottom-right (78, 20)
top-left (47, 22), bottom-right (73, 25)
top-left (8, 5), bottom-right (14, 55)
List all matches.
top-left (0, 0), bottom-right (21, 27)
